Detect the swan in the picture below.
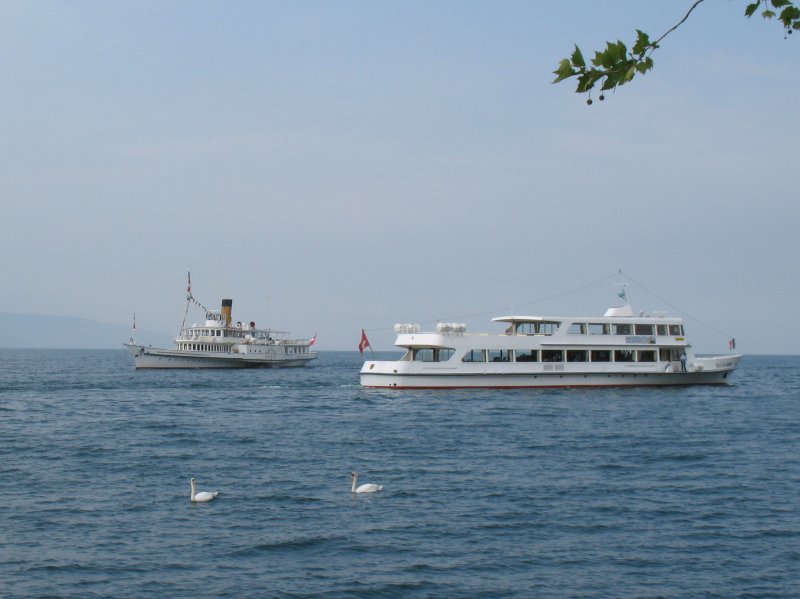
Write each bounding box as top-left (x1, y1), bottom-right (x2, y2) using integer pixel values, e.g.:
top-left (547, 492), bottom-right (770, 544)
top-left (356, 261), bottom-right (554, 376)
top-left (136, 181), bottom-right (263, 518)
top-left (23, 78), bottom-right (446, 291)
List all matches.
top-left (190, 477), bottom-right (219, 503)
top-left (351, 471), bottom-right (382, 494)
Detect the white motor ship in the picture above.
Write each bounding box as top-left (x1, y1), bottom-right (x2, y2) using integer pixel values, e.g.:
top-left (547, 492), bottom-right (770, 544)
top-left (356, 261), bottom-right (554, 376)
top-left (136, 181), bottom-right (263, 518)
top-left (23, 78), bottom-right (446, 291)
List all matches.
top-left (360, 303), bottom-right (740, 389)
top-left (124, 298), bottom-right (317, 369)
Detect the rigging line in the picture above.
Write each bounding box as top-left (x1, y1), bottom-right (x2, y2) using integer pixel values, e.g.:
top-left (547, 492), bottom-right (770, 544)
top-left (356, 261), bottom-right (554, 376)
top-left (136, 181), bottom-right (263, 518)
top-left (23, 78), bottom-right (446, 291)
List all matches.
top-left (435, 271), bottom-right (621, 323)
top-left (363, 271), bottom-right (620, 333)
top-left (622, 271), bottom-right (732, 340)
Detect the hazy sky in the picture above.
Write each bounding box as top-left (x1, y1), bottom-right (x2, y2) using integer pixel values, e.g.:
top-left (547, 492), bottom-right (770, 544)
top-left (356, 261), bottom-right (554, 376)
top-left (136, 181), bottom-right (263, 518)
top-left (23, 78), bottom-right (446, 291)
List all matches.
top-left (1, 1), bottom-right (797, 353)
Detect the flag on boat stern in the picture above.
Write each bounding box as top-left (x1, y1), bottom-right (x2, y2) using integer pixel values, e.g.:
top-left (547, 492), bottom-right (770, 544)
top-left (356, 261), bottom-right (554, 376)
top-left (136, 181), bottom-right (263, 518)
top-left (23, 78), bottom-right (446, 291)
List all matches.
top-left (359, 329), bottom-right (371, 355)
top-left (309, 333), bottom-right (318, 346)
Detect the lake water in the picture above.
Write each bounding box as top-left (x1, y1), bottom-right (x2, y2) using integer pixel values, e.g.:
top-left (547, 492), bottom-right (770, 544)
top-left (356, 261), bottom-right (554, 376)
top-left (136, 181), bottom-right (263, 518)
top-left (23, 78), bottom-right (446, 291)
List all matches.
top-left (1, 350), bottom-right (798, 598)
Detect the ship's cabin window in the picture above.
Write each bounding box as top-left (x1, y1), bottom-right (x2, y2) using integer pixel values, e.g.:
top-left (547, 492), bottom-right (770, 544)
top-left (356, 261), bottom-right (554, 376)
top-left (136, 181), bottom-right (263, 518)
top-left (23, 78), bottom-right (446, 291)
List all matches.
top-left (635, 324), bottom-right (654, 335)
top-left (588, 323), bottom-right (610, 335)
top-left (462, 349), bottom-right (486, 363)
top-left (567, 323), bottom-right (587, 335)
top-left (614, 349), bottom-right (635, 362)
top-left (216, 330), bottom-right (221, 336)
top-left (487, 349), bottom-right (513, 362)
top-left (515, 321), bottom-right (560, 335)
top-left (433, 348), bottom-right (454, 361)
top-left (657, 325), bottom-right (668, 336)
top-left (613, 323), bottom-right (633, 335)
top-left (566, 349), bottom-right (588, 362)
top-left (541, 349), bottom-right (563, 362)
top-left (516, 350), bottom-right (539, 362)
top-left (669, 324), bottom-right (684, 336)
top-left (591, 349), bottom-right (612, 362)
top-left (637, 350), bottom-right (657, 362)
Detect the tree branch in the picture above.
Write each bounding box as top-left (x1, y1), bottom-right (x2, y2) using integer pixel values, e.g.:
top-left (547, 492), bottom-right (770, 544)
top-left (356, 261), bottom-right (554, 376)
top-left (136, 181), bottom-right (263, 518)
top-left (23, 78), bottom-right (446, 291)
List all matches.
top-left (553, 0), bottom-right (800, 104)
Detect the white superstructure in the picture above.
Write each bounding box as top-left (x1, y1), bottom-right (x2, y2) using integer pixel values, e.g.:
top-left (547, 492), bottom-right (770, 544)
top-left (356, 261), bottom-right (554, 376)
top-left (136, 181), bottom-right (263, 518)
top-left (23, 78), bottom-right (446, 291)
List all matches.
top-left (360, 303), bottom-right (740, 389)
top-left (124, 297), bottom-right (317, 369)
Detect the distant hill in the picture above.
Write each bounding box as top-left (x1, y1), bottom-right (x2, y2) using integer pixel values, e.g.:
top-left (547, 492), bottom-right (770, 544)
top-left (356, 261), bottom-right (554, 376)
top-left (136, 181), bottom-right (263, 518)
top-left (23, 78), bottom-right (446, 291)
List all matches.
top-left (0, 312), bottom-right (173, 349)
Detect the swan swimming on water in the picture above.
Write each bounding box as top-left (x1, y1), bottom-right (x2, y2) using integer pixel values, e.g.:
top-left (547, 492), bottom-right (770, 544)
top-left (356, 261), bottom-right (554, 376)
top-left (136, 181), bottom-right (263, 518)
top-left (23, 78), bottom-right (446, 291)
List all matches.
top-left (351, 471), bottom-right (382, 494)
top-left (190, 477), bottom-right (219, 503)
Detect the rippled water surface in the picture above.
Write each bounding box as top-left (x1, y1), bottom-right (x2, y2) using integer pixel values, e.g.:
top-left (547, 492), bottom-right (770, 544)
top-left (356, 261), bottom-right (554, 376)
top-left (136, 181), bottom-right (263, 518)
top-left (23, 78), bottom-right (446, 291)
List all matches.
top-left (2, 350), bottom-right (799, 598)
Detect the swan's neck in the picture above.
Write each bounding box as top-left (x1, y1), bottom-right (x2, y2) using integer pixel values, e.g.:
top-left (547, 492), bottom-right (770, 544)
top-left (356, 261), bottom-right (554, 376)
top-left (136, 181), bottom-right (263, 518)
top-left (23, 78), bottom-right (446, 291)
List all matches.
top-left (190, 480), bottom-right (196, 500)
top-left (351, 475), bottom-right (357, 493)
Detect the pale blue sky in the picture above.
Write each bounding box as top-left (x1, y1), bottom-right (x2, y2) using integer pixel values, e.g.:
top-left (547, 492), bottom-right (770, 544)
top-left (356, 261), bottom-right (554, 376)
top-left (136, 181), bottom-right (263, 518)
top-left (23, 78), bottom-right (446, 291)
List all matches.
top-left (1, 1), bottom-right (797, 353)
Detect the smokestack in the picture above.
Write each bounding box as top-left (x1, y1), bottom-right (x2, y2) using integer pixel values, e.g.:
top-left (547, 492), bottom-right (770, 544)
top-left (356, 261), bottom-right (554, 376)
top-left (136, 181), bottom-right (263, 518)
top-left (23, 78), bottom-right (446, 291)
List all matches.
top-left (221, 299), bottom-right (232, 326)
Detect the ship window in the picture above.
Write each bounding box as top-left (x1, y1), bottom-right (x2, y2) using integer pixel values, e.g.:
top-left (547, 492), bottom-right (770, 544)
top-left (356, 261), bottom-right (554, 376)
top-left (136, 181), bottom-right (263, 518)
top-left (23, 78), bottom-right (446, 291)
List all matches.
top-left (614, 349), bottom-right (635, 362)
top-left (413, 348), bottom-right (433, 361)
top-left (566, 349), bottom-right (588, 362)
top-left (591, 349), bottom-right (611, 362)
top-left (541, 349), bottom-right (563, 362)
top-left (567, 323), bottom-right (587, 334)
top-left (462, 349), bottom-right (486, 363)
top-left (487, 349), bottom-right (512, 362)
top-left (515, 323), bottom-right (532, 334)
top-left (413, 347), bottom-right (455, 362)
top-left (216, 330), bottom-right (221, 336)
top-left (638, 350), bottom-right (656, 362)
top-left (657, 325), bottom-right (668, 336)
top-left (669, 325), bottom-right (683, 336)
top-left (516, 350), bottom-right (539, 362)
top-left (588, 323), bottom-right (609, 335)
top-left (539, 322), bottom-right (560, 335)
top-left (613, 323), bottom-right (633, 335)
top-left (515, 321), bottom-right (560, 335)
top-left (635, 324), bottom-right (654, 335)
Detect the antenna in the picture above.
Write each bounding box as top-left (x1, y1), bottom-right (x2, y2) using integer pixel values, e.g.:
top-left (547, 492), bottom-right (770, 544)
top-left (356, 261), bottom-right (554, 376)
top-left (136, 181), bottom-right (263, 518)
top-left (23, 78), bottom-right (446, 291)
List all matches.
top-left (616, 269), bottom-right (628, 304)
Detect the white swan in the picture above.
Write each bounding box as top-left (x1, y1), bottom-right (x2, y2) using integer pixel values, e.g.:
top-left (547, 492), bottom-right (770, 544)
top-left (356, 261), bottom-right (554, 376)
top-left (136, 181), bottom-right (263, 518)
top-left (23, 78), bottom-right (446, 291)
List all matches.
top-left (190, 477), bottom-right (219, 503)
top-left (351, 471), bottom-right (382, 494)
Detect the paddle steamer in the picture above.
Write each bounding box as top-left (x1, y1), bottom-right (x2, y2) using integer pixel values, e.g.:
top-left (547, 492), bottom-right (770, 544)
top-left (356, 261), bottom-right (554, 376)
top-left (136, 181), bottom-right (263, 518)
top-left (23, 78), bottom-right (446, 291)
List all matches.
top-left (125, 297), bottom-right (317, 369)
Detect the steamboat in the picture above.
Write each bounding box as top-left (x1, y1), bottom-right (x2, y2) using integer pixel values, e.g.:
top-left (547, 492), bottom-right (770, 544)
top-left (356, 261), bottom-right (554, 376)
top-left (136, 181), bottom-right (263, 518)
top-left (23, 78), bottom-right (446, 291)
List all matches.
top-left (125, 297), bottom-right (317, 369)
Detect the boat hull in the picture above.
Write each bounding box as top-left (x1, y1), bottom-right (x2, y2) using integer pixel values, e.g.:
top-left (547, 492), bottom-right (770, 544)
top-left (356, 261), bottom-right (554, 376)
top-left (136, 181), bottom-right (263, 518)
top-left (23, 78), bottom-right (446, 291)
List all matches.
top-left (124, 344), bottom-right (316, 369)
top-left (360, 356), bottom-right (741, 389)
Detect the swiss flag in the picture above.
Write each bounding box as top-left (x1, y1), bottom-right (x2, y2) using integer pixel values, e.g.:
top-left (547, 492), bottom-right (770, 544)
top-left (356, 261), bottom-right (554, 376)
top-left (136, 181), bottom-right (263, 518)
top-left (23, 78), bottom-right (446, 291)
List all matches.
top-left (358, 329), bottom-right (371, 355)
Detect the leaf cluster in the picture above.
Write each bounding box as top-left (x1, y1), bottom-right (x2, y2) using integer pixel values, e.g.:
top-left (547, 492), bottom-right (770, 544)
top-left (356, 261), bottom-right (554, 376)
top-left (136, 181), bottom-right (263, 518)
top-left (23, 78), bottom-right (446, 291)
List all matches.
top-left (554, 0), bottom-right (798, 103)
top-left (745, 0), bottom-right (800, 33)
top-left (553, 30), bottom-right (656, 101)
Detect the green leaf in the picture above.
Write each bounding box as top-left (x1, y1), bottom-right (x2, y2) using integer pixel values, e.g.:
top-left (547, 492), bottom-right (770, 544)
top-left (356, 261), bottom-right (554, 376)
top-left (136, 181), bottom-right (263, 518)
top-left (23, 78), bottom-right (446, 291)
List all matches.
top-left (576, 70), bottom-right (602, 93)
top-left (635, 59), bottom-right (651, 75)
top-left (771, 0), bottom-right (791, 8)
top-left (570, 45), bottom-right (586, 68)
top-left (780, 6), bottom-right (800, 22)
top-left (601, 72), bottom-right (621, 90)
top-left (593, 40), bottom-right (627, 69)
top-left (552, 58), bottom-right (576, 83)
top-left (762, 9), bottom-right (777, 18)
top-left (631, 29), bottom-right (652, 56)
top-left (745, 2), bottom-right (761, 17)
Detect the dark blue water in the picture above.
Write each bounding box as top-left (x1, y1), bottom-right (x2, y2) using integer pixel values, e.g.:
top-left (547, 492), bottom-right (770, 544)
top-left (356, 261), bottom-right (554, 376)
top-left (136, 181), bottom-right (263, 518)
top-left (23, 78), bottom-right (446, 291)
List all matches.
top-left (1, 351), bottom-right (798, 598)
